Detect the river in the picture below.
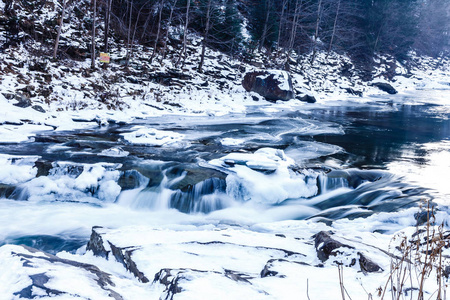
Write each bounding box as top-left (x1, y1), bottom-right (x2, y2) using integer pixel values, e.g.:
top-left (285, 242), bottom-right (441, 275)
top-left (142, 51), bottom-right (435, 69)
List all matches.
top-left (0, 90), bottom-right (449, 254)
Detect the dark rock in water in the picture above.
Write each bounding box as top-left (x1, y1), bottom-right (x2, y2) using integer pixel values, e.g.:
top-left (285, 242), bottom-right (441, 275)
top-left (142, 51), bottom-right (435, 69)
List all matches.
top-left (242, 70), bottom-right (294, 101)
top-left (0, 183), bottom-right (15, 198)
top-left (118, 170), bottom-right (148, 190)
top-left (414, 210), bottom-right (435, 226)
top-left (31, 105), bottom-right (46, 113)
top-left (358, 252), bottom-right (383, 274)
top-left (296, 94), bottom-right (316, 103)
top-left (34, 159), bottom-right (52, 177)
top-left (313, 231), bottom-right (354, 262)
top-left (170, 177), bottom-right (227, 213)
top-left (87, 226), bottom-right (149, 283)
top-left (10, 245), bottom-right (123, 300)
top-left (370, 82), bottom-right (398, 94)
top-left (13, 95), bottom-right (32, 108)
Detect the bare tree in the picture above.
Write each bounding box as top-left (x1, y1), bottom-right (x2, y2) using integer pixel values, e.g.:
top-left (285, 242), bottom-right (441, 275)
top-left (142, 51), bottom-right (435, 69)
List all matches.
top-left (126, 0), bottom-right (133, 66)
top-left (53, 0), bottom-right (67, 59)
top-left (104, 0), bottom-right (113, 52)
top-left (310, 0), bottom-right (323, 65)
top-left (258, 0), bottom-right (272, 52)
top-left (198, 0), bottom-right (212, 72)
top-left (327, 0), bottom-right (340, 57)
top-left (160, 0), bottom-right (178, 61)
top-left (150, 0), bottom-right (165, 64)
top-left (91, 0), bottom-right (97, 69)
top-left (276, 0), bottom-right (288, 54)
top-left (176, 0), bottom-right (191, 67)
top-left (287, 0), bottom-right (302, 56)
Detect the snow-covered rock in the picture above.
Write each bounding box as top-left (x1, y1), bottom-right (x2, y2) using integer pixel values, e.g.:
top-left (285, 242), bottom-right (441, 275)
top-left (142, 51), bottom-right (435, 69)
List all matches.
top-left (242, 70), bottom-right (294, 101)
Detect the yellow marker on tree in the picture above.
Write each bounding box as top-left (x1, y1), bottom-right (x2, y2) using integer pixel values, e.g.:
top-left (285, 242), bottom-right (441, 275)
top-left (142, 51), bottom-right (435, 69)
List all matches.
top-left (100, 52), bottom-right (110, 63)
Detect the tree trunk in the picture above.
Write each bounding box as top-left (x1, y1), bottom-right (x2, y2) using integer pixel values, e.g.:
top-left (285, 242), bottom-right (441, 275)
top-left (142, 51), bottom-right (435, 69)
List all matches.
top-left (91, 0), bottom-right (97, 69)
top-left (198, 0), bottom-right (212, 73)
top-left (310, 0), bottom-right (322, 65)
top-left (258, 0), bottom-right (271, 52)
top-left (160, 0), bottom-right (177, 61)
top-left (126, 0), bottom-right (133, 66)
top-left (104, 0), bottom-right (112, 52)
top-left (176, 0), bottom-right (190, 67)
top-left (53, 0), bottom-right (67, 59)
top-left (276, 0), bottom-right (288, 54)
top-left (327, 0), bottom-right (340, 57)
top-left (288, 0), bottom-right (301, 54)
top-left (150, 0), bottom-right (164, 64)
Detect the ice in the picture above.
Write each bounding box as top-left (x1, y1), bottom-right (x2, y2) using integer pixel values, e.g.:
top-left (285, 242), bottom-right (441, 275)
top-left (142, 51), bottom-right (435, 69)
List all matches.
top-left (220, 137), bottom-right (245, 146)
top-left (121, 126), bottom-right (185, 146)
top-left (0, 154), bottom-right (39, 185)
top-left (210, 148), bottom-right (318, 204)
top-left (98, 147), bottom-right (129, 157)
top-left (17, 162), bottom-right (122, 203)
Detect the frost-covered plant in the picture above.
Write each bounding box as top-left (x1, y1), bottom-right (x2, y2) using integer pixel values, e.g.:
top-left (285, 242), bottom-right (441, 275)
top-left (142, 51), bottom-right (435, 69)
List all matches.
top-left (381, 201), bottom-right (449, 300)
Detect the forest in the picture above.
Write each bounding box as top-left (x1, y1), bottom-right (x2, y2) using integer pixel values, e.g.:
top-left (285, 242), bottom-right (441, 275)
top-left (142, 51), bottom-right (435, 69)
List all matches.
top-left (2, 0), bottom-right (450, 70)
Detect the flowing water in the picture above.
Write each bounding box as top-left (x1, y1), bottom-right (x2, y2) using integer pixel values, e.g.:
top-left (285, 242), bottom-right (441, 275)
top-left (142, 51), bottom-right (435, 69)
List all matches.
top-left (0, 90), bottom-right (449, 253)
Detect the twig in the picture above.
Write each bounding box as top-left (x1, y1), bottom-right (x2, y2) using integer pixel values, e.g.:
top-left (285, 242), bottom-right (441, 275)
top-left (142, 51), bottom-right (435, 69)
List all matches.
top-left (307, 278), bottom-right (311, 300)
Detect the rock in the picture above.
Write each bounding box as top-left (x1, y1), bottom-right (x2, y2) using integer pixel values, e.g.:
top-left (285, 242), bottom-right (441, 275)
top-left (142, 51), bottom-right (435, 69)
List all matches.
top-left (444, 266), bottom-right (450, 278)
top-left (4, 245), bottom-right (123, 300)
top-left (260, 259), bottom-right (310, 278)
top-left (153, 268), bottom-right (184, 297)
top-left (344, 87), bottom-right (363, 97)
top-left (358, 252), bottom-right (383, 274)
top-left (370, 82), bottom-right (398, 94)
top-left (313, 231), bottom-right (354, 262)
top-left (13, 95), bottom-right (32, 108)
top-left (34, 159), bottom-right (52, 177)
top-left (242, 70), bottom-right (294, 101)
top-left (0, 183), bottom-right (15, 198)
top-left (31, 105), bottom-right (45, 113)
top-left (296, 94), bottom-right (317, 103)
top-left (86, 226), bottom-right (150, 283)
top-left (154, 268), bottom-right (254, 299)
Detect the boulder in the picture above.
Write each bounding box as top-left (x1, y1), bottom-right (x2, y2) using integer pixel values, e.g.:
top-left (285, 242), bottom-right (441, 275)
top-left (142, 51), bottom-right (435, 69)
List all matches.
top-left (2, 244), bottom-right (123, 300)
top-left (86, 226), bottom-right (150, 283)
top-left (242, 70), bottom-right (294, 101)
top-left (296, 94), bottom-right (317, 103)
top-left (313, 231), bottom-right (354, 262)
top-left (31, 105), bottom-right (45, 113)
top-left (358, 252), bottom-right (383, 274)
top-left (13, 95), bottom-right (32, 108)
top-left (370, 82), bottom-right (398, 94)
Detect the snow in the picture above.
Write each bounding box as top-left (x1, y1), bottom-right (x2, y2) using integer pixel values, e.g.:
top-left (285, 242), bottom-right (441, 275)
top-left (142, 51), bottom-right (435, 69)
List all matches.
top-left (0, 5), bottom-right (450, 299)
top-left (17, 162), bottom-right (122, 203)
top-left (121, 126), bottom-right (185, 146)
top-left (210, 148), bottom-right (318, 204)
top-left (0, 154), bottom-right (39, 185)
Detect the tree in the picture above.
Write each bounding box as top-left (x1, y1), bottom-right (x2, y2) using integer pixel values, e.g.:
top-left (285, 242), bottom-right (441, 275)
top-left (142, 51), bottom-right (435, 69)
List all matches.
top-left (104, 0), bottom-right (113, 52)
top-left (53, 0), bottom-right (67, 59)
top-left (150, 0), bottom-right (165, 63)
top-left (91, 0), bottom-right (97, 69)
top-left (198, 0), bottom-right (212, 72)
top-left (310, 0), bottom-right (323, 64)
top-left (176, 0), bottom-right (191, 67)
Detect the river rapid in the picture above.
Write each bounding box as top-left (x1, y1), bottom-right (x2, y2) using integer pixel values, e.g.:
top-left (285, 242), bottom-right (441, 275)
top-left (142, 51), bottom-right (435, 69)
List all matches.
top-left (0, 90), bottom-right (449, 254)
